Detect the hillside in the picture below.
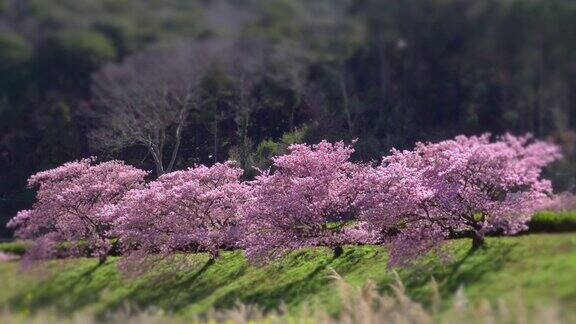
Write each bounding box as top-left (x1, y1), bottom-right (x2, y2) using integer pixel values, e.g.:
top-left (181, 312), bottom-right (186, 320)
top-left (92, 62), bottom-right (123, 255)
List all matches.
top-left (0, 233), bottom-right (574, 318)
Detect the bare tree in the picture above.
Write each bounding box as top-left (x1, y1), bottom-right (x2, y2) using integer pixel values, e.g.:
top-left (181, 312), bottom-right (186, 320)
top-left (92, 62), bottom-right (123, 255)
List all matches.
top-left (88, 40), bottom-right (225, 176)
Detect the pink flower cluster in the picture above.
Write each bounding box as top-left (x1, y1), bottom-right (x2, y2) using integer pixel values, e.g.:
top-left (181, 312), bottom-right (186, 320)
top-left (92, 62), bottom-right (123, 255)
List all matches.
top-left (8, 158), bottom-right (148, 263)
top-left (8, 134), bottom-right (562, 268)
top-left (242, 141), bottom-right (375, 262)
top-left (112, 162), bottom-right (249, 259)
top-left (541, 192), bottom-right (576, 212)
top-left (356, 134), bottom-right (561, 266)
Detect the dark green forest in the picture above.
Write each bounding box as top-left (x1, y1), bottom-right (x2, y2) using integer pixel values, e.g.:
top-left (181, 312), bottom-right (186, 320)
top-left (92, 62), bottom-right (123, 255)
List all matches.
top-left (1, 0), bottom-right (576, 237)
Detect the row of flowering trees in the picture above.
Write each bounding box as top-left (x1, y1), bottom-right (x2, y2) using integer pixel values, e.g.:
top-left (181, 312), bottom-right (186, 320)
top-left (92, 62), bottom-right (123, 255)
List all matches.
top-left (8, 134), bottom-right (561, 268)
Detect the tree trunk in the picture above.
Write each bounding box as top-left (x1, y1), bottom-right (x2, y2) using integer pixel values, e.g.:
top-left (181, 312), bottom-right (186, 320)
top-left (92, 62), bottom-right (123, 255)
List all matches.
top-left (210, 249), bottom-right (220, 261)
top-left (167, 124), bottom-right (183, 173)
top-left (98, 254), bottom-right (107, 265)
top-left (150, 147), bottom-right (164, 177)
top-left (332, 245), bottom-right (344, 257)
top-left (471, 231), bottom-right (485, 250)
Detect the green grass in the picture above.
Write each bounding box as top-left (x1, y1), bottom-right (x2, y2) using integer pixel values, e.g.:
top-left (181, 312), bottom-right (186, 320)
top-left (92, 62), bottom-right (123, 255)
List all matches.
top-left (0, 233), bottom-right (574, 318)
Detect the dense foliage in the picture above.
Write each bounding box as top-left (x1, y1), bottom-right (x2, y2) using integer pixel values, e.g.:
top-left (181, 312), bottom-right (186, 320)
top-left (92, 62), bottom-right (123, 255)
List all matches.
top-left (7, 135), bottom-right (561, 267)
top-left (7, 159), bottom-right (147, 263)
top-left (357, 134), bottom-right (562, 266)
top-left (113, 162), bottom-right (249, 259)
top-left (242, 141), bottom-right (374, 262)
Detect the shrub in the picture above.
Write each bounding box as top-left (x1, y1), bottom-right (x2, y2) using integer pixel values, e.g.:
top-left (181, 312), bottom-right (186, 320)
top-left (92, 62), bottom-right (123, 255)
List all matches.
top-left (0, 241), bottom-right (30, 256)
top-left (529, 210), bottom-right (576, 233)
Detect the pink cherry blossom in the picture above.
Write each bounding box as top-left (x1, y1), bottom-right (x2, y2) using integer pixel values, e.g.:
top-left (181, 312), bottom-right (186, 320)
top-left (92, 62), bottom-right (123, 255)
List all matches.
top-left (113, 161), bottom-right (249, 259)
top-left (241, 141), bottom-right (375, 262)
top-left (356, 133), bottom-right (562, 267)
top-left (8, 134), bottom-right (561, 269)
top-left (7, 158), bottom-right (148, 264)
top-left (541, 192), bottom-right (576, 212)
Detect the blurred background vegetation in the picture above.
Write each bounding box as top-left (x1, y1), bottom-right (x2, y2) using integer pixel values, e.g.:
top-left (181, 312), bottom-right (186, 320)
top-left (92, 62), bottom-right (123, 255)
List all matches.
top-left (1, 0), bottom-right (576, 237)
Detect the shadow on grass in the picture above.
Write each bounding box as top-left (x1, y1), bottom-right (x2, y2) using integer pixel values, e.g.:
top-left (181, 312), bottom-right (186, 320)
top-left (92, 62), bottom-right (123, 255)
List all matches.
top-left (7, 247), bottom-right (385, 315)
top-left (7, 256), bottom-right (223, 316)
top-left (4, 239), bottom-right (522, 316)
top-left (99, 253), bottom-right (249, 315)
top-left (391, 240), bottom-right (516, 305)
top-left (212, 248), bottom-right (376, 311)
top-left (216, 257), bottom-right (332, 310)
top-left (8, 259), bottom-right (108, 315)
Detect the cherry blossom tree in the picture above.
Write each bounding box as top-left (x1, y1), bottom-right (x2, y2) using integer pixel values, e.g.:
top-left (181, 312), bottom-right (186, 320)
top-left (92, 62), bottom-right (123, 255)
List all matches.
top-left (242, 141), bottom-right (375, 262)
top-left (7, 158), bottom-right (147, 264)
top-left (356, 134), bottom-right (562, 267)
top-left (541, 192), bottom-right (576, 212)
top-left (113, 161), bottom-right (249, 260)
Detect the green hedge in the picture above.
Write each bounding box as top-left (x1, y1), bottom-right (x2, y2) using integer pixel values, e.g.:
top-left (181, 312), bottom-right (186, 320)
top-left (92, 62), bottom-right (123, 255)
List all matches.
top-left (0, 241), bottom-right (30, 256)
top-left (528, 210), bottom-right (576, 233)
top-left (0, 239), bottom-right (121, 257)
